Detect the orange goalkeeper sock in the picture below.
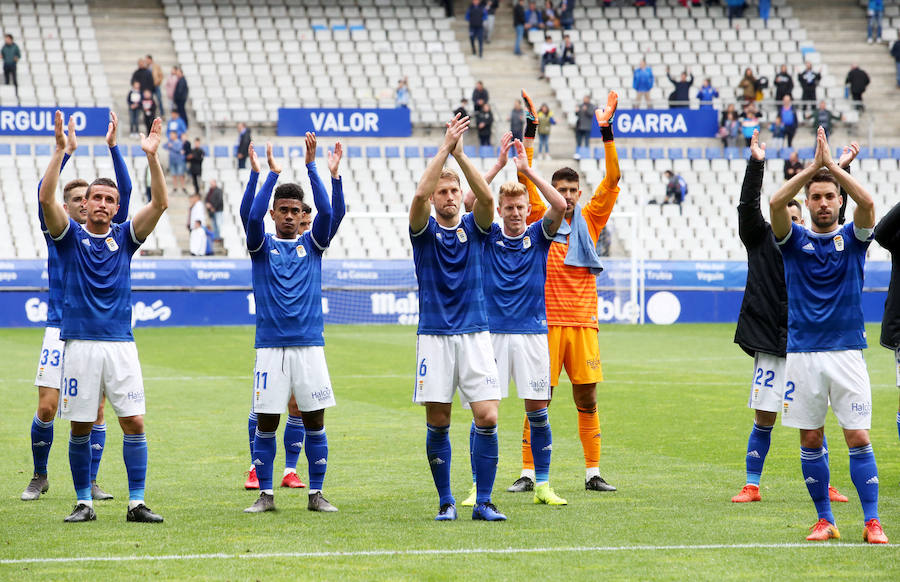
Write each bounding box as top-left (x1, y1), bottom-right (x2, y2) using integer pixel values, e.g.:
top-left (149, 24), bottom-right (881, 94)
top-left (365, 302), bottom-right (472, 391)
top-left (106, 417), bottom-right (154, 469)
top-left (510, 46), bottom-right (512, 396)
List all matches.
top-left (521, 414), bottom-right (534, 471)
top-left (577, 406), bottom-right (601, 468)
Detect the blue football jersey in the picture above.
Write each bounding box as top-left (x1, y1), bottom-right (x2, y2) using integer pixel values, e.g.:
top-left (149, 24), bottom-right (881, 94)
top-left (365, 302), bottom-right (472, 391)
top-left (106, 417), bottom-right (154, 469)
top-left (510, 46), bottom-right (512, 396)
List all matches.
top-left (251, 233), bottom-right (325, 348)
top-left (411, 213), bottom-right (489, 335)
top-left (482, 221), bottom-right (553, 333)
top-left (53, 219), bottom-right (142, 341)
top-left (779, 221), bottom-right (871, 352)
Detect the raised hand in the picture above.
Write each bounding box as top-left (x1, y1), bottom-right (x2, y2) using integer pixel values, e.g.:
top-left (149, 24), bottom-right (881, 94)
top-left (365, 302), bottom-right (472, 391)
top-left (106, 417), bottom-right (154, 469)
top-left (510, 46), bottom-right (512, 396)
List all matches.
top-left (443, 114), bottom-right (470, 155)
top-left (749, 129), bottom-right (766, 161)
top-left (512, 139), bottom-right (529, 173)
top-left (327, 141), bottom-right (343, 178)
top-left (65, 116), bottom-right (77, 155)
top-left (817, 127), bottom-right (834, 168)
top-left (266, 142), bottom-right (282, 174)
top-left (305, 132), bottom-right (317, 165)
top-left (497, 131), bottom-right (513, 167)
top-left (595, 91), bottom-right (618, 126)
top-left (140, 117), bottom-right (162, 155)
top-left (106, 111), bottom-right (118, 148)
top-left (248, 141), bottom-right (260, 173)
top-left (53, 110), bottom-right (66, 152)
top-left (813, 126), bottom-right (827, 168)
top-left (838, 141), bottom-right (860, 169)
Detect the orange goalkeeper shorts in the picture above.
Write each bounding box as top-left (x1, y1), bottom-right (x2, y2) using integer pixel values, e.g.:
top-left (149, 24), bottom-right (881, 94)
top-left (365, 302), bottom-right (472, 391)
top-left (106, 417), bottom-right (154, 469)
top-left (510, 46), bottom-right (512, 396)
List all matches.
top-left (548, 325), bottom-right (603, 386)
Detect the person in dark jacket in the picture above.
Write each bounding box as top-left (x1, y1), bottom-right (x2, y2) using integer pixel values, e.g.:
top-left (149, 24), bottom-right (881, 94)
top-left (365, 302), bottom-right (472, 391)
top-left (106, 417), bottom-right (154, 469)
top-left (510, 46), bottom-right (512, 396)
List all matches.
top-left (873, 200), bottom-right (900, 446)
top-left (798, 62), bottom-right (821, 113)
top-left (130, 57), bottom-right (154, 95)
top-left (513, 0), bottom-right (526, 55)
top-left (783, 151), bottom-right (803, 180)
top-left (475, 102), bottom-right (494, 146)
top-left (891, 35), bottom-right (900, 88)
top-left (187, 137), bottom-right (205, 194)
top-left (236, 122), bottom-right (251, 169)
top-left (731, 129), bottom-right (855, 504)
top-left (845, 64), bottom-right (870, 112)
top-left (666, 67), bottom-right (693, 108)
top-left (773, 64), bottom-right (794, 101)
top-left (472, 81), bottom-right (489, 112)
top-left (466, 0), bottom-right (486, 58)
top-left (172, 66), bottom-right (189, 127)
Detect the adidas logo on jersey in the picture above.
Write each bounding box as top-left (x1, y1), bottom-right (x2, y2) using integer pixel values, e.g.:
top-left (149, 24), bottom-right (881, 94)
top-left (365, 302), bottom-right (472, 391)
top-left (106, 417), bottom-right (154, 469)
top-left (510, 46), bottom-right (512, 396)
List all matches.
top-left (314, 458), bottom-right (327, 465)
top-left (867, 476), bottom-right (879, 485)
top-left (429, 457), bottom-right (445, 465)
top-left (802, 242), bottom-right (815, 251)
top-left (82, 239), bottom-right (91, 246)
top-left (270, 249), bottom-right (280, 255)
top-left (91, 443), bottom-right (103, 451)
top-left (804, 476), bottom-right (818, 484)
top-left (495, 240), bottom-right (505, 247)
top-left (747, 450), bottom-right (760, 458)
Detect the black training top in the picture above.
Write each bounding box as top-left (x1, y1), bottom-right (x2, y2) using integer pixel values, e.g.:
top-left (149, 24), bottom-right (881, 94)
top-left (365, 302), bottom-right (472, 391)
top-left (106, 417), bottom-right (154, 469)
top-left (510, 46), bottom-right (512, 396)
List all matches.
top-left (875, 201), bottom-right (900, 349)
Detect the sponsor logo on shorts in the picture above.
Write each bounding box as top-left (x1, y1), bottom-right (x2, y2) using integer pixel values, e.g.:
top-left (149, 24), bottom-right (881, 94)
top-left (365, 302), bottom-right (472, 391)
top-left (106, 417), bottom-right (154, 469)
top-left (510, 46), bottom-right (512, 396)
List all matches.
top-left (851, 402), bottom-right (872, 416)
top-left (484, 375), bottom-right (498, 386)
top-left (586, 358), bottom-right (601, 370)
top-left (529, 378), bottom-right (550, 389)
top-left (312, 386), bottom-right (332, 402)
top-left (127, 391), bottom-right (145, 402)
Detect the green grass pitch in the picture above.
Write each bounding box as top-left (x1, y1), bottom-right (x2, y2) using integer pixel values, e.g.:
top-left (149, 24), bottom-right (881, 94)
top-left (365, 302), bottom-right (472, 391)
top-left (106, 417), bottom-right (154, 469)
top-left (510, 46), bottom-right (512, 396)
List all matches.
top-left (0, 323), bottom-right (898, 580)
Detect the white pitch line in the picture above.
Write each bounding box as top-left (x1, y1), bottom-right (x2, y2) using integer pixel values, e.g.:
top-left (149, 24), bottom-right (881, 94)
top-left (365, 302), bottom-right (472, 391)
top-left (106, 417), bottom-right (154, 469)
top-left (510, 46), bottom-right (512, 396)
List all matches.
top-left (0, 543), bottom-right (888, 565)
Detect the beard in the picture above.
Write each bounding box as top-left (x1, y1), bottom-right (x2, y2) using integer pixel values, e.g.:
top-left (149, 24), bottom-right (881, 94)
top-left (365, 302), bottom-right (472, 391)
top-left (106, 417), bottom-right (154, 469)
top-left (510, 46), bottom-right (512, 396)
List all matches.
top-left (810, 210), bottom-right (837, 230)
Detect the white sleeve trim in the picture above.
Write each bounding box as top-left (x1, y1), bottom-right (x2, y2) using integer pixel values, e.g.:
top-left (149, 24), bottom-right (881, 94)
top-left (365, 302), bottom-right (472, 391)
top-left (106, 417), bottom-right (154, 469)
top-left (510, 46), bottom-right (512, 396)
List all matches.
top-left (410, 223), bottom-right (428, 237)
top-left (50, 220), bottom-right (70, 242)
top-left (854, 226), bottom-right (874, 242)
top-left (130, 221), bottom-right (144, 246)
top-left (775, 226), bottom-right (793, 246)
top-left (310, 232), bottom-right (327, 252)
top-left (540, 219), bottom-right (555, 241)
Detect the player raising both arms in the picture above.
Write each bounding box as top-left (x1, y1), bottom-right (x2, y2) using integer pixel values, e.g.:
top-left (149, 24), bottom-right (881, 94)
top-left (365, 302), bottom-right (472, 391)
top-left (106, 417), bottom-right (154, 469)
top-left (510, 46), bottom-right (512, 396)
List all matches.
top-left (411, 115), bottom-right (505, 522)
top-left (770, 127), bottom-right (887, 544)
top-left (243, 134), bottom-right (343, 514)
top-left (873, 199), bottom-right (900, 452)
top-left (39, 111), bottom-right (168, 523)
top-left (731, 129), bottom-right (851, 504)
top-left (23, 113), bottom-right (132, 502)
top-left (509, 90), bottom-right (620, 493)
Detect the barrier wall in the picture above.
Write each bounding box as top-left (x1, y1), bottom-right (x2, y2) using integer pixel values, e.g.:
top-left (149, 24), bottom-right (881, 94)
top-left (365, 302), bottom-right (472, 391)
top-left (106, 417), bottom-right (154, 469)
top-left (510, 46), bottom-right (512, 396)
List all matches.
top-left (0, 259), bottom-right (891, 328)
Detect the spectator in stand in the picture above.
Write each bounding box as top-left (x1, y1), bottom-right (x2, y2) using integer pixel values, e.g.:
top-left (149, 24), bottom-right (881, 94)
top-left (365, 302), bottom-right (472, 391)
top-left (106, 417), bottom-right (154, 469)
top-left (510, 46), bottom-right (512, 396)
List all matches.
top-left (559, 1), bottom-right (574, 30)
top-left (536, 103), bottom-right (554, 159)
top-left (205, 179), bottom-right (224, 242)
top-left (560, 34), bottom-right (575, 65)
top-left (738, 68), bottom-right (758, 104)
top-left (574, 94), bottom-right (595, 158)
top-left (524, 1), bottom-right (544, 33)
top-left (783, 151), bottom-right (803, 180)
top-left (187, 137), bottom-right (205, 195)
top-left (798, 62), bottom-right (821, 113)
top-left (720, 110), bottom-right (740, 148)
top-left (542, 0), bottom-right (560, 29)
top-left (513, 0), bottom-right (526, 55)
top-left (726, 0), bottom-right (745, 27)
top-left (845, 64), bottom-right (870, 111)
top-left (188, 191), bottom-right (209, 256)
top-left (173, 66), bottom-right (189, 127)
top-left (2, 34), bottom-right (21, 89)
top-left (807, 100), bottom-right (841, 136)
top-left (663, 170), bottom-right (687, 207)
top-left (472, 80), bottom-right (489, 112)
top-left (741, 111), bottom-right (760, 147)
top-left (476, 102), bottom-right (494, 146)
top-left (720, 103), bottom-right (737, 126)
top-left (697, 78), bottom-right (719, 109)
top-left (164, 66), bottom-right (178, 113)
top-left (539, 34), bottom-right (558, 78)
top-left (141, 89), bottom-right (156, 135)
top-left (892, 32), bottom-right (900, 88)
top-left (165, 110), bottom-right (187, 141)
top-left (758, 0), bottom-right (770, 26)
top-left (632, 59), bottom-right (654, 109)
top-left (666, 66), bottom-right (693, 108)
top-left (165, 131), bottom-right (187, 193)
top-left (868, 0), bottom-right (884, 44)
top-left (146, 55), bottom-right (164, 116)
top-left (127, 81), bottom-right (142, 138)
top-left (453, 98), bottom-right (469, 119)
top-left (484, 0), bottom-right (499, 43)
top-left (131, 57), bottom-right (154, 96)
top-left (777, 95), bottom-right (799, 148)
top-left (442, 0), bottom-right (454, 17)
top-left (466, 0), bottom-right (487, 58)
top-left (236, 122), bottom-right (251, 169)
top-left (770, 116), bottom-right (785, 150)
top-left (396, 77), bottom-right (410, 108)
top-left (510, 100), bottom-right (525, 141)
top-left (773, 64), bottom-right (794, 102)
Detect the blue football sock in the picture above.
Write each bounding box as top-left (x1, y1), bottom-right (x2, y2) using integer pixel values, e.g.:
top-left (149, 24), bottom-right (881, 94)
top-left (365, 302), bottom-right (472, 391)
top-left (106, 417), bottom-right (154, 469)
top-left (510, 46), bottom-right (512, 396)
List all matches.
top-left (744, 423), bottom-right (773, 486)
top-left (30, 415), bottom-right (53, 476)
top-left (473, 424), bottom-right (498, 505)
top-left (469, 420), bottom-right (476, 485)
top-left (849, 444), bottom-right (879, 522)
top-left (284, 415), bottom-right (305, 471)
top-left (426, 424), bottom-right (454, 506)
top-left (801, 446), bottom-right (833, 524)
top-left (123, 433), bottom-right (148, 502)
top-left (253, 429), bottom-right (276, 492)
top-left (68, 433), bottom-right (92, 502)
top-left (822, 434), bottom-right (829, 465)
top-left (90, 423), bottom-right (106, 482)
top-left (247, 412), bottom-right (258, 464)
top-left (896, 412), bottom-right (900, 442)
top-left (304, 427), bottom-right (328, 491)
top-left (527, 408), bottom-right (552, 484)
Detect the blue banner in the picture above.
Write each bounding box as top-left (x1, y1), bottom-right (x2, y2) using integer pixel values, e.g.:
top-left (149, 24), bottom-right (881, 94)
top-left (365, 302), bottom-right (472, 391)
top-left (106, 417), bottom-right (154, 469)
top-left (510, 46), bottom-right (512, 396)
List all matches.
top-left (592, 108), bottom-right (719, 138)
top-left (0, 107), bottom-right (111, 136)
top-left (277, 108), bottom-right (412, 137)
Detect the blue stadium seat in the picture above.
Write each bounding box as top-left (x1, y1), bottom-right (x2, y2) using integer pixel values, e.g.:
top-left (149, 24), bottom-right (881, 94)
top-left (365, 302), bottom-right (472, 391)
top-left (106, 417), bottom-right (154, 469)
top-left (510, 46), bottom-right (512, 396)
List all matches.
top-left (464, 145), bottom-right (479, 158)
top-left (742, 147), bottom-right (751, 159)
top-left (575, 146), bottom-right (591, 159)
top-left (404, 146), bottom-right (421, 158)
top-left (617, 147), bottom-right (629, 159)
top-left (798, 147), bottom-right (814, 159)
top-left (75, 145), bottom-right (89, 157)
top-left (130, 145), bottom-right (143, 157)
top-left (347, 146), bottom-right (362, 158)
top-left (632, 147), bottom-right (647, 159)
top-left (272, 145), bottom-right (284, 158)
top-left (385, 146), bottom-right (400, 158)
top-left (211, 145), bottom-right (226, 158)
top-left (423, 146), bottom-right (438, 158)
top-left (891, 147), bottom-right (900, 159)
top-left (288, 145), bottom-right (303, 158)
top-left (873, 147), bottom-right (889, 159)
top-left (312, 24), bottom-right (327, 31)
top-left (0, 144), bottom-right (11, 155)
top-left (35, 144), bottom-right (51, 156)
top-left (365, 146), bottom-right (381, 157)
top-left (833, 146), bottom-right (843, 159)
top-left (648, 148), bottom-right (664, 159)
top-left (777, 148), bottom-right (793, 160)
top-left (332, 24), bottom-right (347, 31)
top-left (349, 25), bottom-right (365, 31)
top-left (316, 146), bottom-right (324, 158)
top-left (705, 147), bottom-right (722, 159)
top-left (92, 145), bottom-right (107, 157)
top-left (15, 143), bottom-right (31, 156)
top-left (667, 148), bottom-right (683, 160)
top-left (686, 148), bottom-right (702, 160)
top-left (724, 147), bottom-right (740, 159)
top-left (593, 146), bottom-right (605, 159)
top-left (253, 144), bottom-right (266, 157)
top-left (857, 147), bottom-right (871, 159)
top-left (479, 145), bottom-right (494, 158)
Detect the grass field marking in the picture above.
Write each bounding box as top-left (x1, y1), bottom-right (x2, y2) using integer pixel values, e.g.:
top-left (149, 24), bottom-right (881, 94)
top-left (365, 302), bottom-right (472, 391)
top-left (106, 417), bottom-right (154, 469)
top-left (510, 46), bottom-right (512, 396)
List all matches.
top-left (0, 543), bottom-right (889, 565)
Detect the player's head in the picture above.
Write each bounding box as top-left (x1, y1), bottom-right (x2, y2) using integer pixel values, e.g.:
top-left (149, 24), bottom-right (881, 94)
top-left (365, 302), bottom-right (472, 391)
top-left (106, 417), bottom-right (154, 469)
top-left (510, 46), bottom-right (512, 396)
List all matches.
top-left (551, 167), bottom-right (581, 219)
top-left (84, 177), bottom-right (120, 229)
top-left (270, 183), bottom-right (305, 238)
top-left (298, 203), bottom-right (313, 234)
top-left (786, 198), bottom-right (804, 225)
top-left (804, 169), bottom-right (841, 231)
top-left (497, 181), bottom-right (530, 236)
top-left (431, 168), bottom-right (462, 221)
top-left (62, 179), bottom-right (89, 224)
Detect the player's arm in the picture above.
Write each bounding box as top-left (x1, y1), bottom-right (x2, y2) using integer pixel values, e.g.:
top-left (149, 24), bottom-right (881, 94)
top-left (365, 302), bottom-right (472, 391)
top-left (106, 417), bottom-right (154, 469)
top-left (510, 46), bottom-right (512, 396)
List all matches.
top-left (463, 131), bottom-right (511, 212)
top-left (770, 129), bottom-right (825, 240)
top-left (512, 139), bottom-right (565, 236)
top-left (106, 112), bottom-right (133, 224)
top-left (737, 129), bottom-right (768, 248)
top-left (38, 111), bottom-right (72, 239)
top-left (246, 145), bottom-right (280, 252)
top-left (411, 114), bottom-right (469, 232)
top-left (327, 140), bottom-right (345, 238)
top-left (821, 132), bottom-right (874, 229)
top-left (132, 117), bottom-right (169, 241)
top-left (583, 92), bottom-right (621, 231)
top-left (38, 113), bottom-right (75, 233)
top-left (304, 133), bottom-right (334, 249)
top-left (239, 142), bottom-right (261, 232)
top-left (452, 128), bottom-right (493, 231)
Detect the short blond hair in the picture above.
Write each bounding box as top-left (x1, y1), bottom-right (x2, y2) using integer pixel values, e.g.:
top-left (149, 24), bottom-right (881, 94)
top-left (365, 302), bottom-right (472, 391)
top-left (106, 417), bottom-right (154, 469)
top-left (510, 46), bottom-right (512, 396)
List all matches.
top-left (439, 168), bottom-right (460, 186)
top-left (498, 181), bottom-right (527, 203)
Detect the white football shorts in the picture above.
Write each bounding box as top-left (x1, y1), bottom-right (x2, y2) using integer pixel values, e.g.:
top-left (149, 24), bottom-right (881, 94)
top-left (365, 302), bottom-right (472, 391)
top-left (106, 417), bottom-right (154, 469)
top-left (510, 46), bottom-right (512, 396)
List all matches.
top-left (413, 332), bottom-right (500, 406)
top-left (894, 348), bottom-right (900, 388)
top-left (491, 333), bottom-right (552, 402)
top-left (782, 350), bottom-right (872, 430)
top-left (747, 352), bottom-right (786, 413)
top-left (59, 340), bottom-right (145, 422)
top-left (252, 346), bottom-right (336, 414)
top-left (34, 326), bottom-right (65, 390)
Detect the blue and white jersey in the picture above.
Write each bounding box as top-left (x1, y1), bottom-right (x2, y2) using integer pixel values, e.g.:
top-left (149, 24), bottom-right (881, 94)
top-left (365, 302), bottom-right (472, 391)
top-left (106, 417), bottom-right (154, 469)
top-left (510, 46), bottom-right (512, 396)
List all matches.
top-left (53, 219), bottom-right (142, 341)
top-left (778, 221), bottom-right (871, 352)
top-left (482, 221), bottom-right (553, 334)
top-left (411, 213), bottom-right (489, 335)
top-left (251, 232), bottom-right (325, 348)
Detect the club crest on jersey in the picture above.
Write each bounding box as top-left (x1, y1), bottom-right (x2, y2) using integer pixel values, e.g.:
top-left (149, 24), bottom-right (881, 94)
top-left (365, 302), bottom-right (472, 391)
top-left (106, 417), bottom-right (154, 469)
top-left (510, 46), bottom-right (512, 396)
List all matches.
top-left (296, 245), bottom-right (307, 258)
top-left (523, 236), bottom-right (531, 249)
top-left (833, 235), bottom-right (844, 252)
top-left (456, 228), bottom-right (467, 243)
top-left (105, 237), bottom-right (119, 252)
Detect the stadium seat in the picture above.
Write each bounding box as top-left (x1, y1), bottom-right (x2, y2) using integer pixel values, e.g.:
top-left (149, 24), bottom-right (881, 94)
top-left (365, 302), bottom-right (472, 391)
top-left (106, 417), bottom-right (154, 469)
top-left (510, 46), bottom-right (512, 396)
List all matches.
top-left (667, 148), bottom-right (683, 160)
top-left (385, 147), bottom-right (400, 158)
top-left (705, 147), bottom-right (723, 159)
top-left (423, 146), bottom-right (438, 159)
top-left (214, 145), bottom-right (229, 158)
top-left (686, 148), bottom-right (702, 160)
top-left (404, 146), bottom-right (421, 158)
top-left (35, 145), bottom-right (51, 156)
top-left (648, 148), bottom-right (664, 160)
top-left (346, 146), bottom-right (363, 158)
top-left (777, 148), bottom-right (793, 160)
top-left (632, 148), bottom-right (647, 159)
top-left (798, 147), bottom-right (815, 159)
top-left (593, 147), bottom-right (605, 159)
top-left (288, 146), bottom-right (303, 159)
top-left (75, 145), bottom-right (89, 157)
top-left (92, 145), bottom-right (107, 157)
top-left (365, 146), bottom-right (381, 158)
top-left (272, 145), bottom-right (284, 158)
top-left (724, 147), bottom-right (740, 160)
top-left (873, 147), bottom-right (890, 160)
top-left (463, 145), bottom-right (479, 158)
top-left (0, 144), bottom-right (10, 155)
